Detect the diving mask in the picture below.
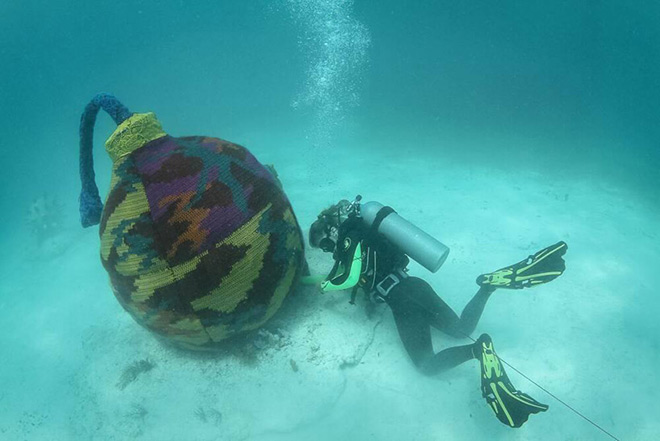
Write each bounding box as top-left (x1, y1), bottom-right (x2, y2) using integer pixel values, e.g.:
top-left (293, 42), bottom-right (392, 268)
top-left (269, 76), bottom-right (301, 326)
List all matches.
top-left (309, 198), bottom-right (356, 252)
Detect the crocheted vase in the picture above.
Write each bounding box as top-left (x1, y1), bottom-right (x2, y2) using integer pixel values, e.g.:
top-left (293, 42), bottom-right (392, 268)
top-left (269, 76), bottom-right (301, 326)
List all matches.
top-left (90, 109), bottom-right (304, 350)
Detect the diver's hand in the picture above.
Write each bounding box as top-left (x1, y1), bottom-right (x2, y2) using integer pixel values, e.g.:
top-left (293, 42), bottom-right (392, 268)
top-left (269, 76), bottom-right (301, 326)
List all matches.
top-left (300, 274), bottom-right (328, 292)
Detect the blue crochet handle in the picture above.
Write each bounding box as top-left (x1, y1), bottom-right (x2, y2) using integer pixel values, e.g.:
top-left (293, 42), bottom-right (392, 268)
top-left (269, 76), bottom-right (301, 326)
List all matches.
top-left (79, 93), bottom-right (133, 227)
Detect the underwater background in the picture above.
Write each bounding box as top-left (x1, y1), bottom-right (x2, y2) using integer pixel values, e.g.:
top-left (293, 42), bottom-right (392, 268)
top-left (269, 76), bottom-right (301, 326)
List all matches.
top-left (1, 0), bottom-right (658, 439)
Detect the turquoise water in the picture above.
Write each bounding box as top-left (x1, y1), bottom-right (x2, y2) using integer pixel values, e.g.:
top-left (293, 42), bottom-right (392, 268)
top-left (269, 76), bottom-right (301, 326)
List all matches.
top-left (1, 1), bottom-right (658, 439)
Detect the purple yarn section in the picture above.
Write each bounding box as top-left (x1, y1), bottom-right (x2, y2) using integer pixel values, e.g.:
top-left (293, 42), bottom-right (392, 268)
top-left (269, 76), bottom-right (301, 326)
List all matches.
top-left (144, 175), bottom-right (200, 220)
top-left (201, 204), bottom-right (247, 244)
top-left (244, 151), bottom-right (276, 183)
top-left (135, 137), bottom-right (181, 175)
top-left (131, 135), bottom-right (281, 260)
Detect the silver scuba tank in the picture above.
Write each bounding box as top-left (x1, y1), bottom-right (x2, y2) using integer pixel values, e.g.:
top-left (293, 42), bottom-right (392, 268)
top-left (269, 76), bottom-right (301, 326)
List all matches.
top-left (360, 201), bottom-right (450, 273)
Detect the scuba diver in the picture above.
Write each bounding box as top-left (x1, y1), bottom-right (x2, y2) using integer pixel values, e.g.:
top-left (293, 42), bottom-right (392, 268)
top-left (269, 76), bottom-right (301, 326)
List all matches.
top-left (306, 196), bottom-right (568, 428)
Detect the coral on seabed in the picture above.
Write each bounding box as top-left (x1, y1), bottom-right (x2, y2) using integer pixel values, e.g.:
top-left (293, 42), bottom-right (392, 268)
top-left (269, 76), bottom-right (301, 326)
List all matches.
top-left (116, 359), bottom-right (155, 390)
top-left (194, 407), bottom-right (223, 426)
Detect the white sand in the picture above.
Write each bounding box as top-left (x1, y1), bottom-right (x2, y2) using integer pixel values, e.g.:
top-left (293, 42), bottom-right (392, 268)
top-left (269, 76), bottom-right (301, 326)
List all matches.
top-left (0, 131), bottom-right (658, 441)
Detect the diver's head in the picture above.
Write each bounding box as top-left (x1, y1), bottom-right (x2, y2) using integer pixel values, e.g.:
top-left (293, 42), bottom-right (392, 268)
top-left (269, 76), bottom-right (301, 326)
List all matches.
top-left (309, 199), bottom-right (351, 252)
top-left (309, 218), bottom-right (328, 249)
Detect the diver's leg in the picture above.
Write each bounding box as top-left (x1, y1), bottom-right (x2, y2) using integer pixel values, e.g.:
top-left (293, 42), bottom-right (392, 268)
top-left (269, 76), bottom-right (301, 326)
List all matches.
top-left (395, 277), bottom-right (494, 338)
top-left (448, 285), bottom-right (496, 337)
top-left (390, 277), bottom-right (460, 332)
top-left (389, 303), bottom-right (476, 375)
top-left (387, 278), bottom-right (477, 375)
top-left (423, 344), bottom-right (476, 375)
top-left (388, 302), bottom-right (434, 368)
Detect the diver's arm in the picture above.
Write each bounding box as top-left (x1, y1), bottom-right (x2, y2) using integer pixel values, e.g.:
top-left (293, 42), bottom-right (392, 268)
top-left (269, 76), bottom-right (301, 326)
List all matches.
top-left (321, 242), bottom-right (362, 292)
top-left (298, 245), bottom-right (357, 290)
top-left (322, 258), bottom-right (341, 284)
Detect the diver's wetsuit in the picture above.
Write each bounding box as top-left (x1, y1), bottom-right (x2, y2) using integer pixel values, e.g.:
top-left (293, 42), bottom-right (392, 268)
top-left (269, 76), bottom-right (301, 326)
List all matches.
top-left (324, 214), bottom-right (494, 375)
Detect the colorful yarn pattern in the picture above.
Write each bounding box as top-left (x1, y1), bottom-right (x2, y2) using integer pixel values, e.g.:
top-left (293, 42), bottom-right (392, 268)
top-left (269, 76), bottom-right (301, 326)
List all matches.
top-left (99, 124), bottom-right (304, 350)
top-left (105, 112), bottom-right (166, 161)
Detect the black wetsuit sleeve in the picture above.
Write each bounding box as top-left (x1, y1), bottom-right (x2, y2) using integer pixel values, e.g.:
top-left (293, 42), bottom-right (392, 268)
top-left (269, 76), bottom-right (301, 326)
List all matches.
top-left (322, 217), bottom-right (364, 286)
top-left (324, 227), bottom-right (362, 286)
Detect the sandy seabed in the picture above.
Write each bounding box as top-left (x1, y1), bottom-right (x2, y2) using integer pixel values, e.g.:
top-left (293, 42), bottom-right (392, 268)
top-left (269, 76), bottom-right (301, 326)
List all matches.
top-left (1, 137), bottom-right (658, 441)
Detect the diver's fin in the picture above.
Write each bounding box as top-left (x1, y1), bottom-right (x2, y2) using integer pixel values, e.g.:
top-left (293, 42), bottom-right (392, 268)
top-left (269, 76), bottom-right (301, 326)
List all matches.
top-left (476, 334), bottom-right (548, 428)
top-left (476, 241), bottom-right (567, 289)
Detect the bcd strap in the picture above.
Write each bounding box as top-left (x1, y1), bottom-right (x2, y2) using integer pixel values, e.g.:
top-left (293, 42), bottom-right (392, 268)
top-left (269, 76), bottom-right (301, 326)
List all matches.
top-left (349, 285), bottom-right (359, 305)
top-left (367, 206), bottom-right (395, 242)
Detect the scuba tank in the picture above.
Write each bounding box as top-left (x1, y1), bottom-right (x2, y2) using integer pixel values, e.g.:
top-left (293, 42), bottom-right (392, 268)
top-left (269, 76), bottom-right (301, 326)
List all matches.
top-left (78, 93), bottom-right (305, 351)
top-left (360, 201), bottom-right (449, 273)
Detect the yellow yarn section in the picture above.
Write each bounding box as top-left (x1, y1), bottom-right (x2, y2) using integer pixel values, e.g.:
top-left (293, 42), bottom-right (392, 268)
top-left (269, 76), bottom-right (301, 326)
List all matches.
top-left (100, 159), bottom-right (125, 255)
top-left (240, 257), bottom-right (298, 333)
top-left (107, 157), bottom-right (124, 192)
top-left (100, 183), bottom-right (150, 264)
top-left (105, 112), bottom-right (167, 162)
top-left (286, 224), bottom-right (303, 250)
top-left (131, 204), bottom-right (273, 304)
top-left (190, 212), bottom-right (271, 313)
top-left (282, 206), bottom-right (296, 225)
top-left (204, 210), bottom-right (302, 342)
top-left (100, 165), bottom-right (169, 277)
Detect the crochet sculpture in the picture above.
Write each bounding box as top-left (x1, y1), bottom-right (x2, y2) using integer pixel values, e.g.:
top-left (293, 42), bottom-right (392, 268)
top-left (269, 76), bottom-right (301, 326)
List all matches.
top-left (79, 94), bottom-right (305, 350)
